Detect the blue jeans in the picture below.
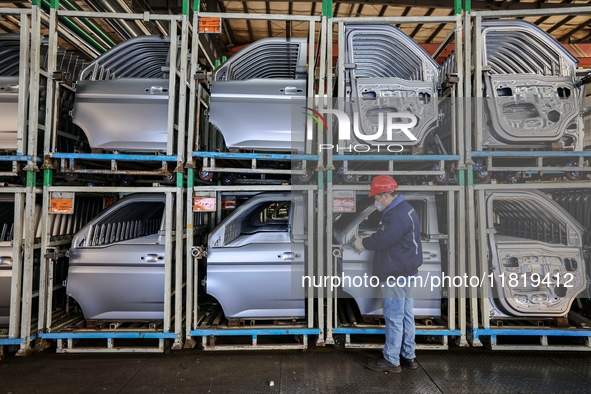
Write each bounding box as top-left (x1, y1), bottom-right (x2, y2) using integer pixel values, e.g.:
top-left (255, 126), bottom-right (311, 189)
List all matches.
top-left (381, 278), bottom-right (415, 366)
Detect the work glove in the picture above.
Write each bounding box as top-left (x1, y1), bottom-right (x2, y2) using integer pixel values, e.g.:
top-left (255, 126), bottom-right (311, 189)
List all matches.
top-left (353, 235), bottom-right (367, 254)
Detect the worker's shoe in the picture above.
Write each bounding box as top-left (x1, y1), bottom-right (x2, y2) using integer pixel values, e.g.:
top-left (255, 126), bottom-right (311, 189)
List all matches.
top-left (366, 357), bottom-right (401, 373)
top-left (400, 356), bottom-right (418, 370)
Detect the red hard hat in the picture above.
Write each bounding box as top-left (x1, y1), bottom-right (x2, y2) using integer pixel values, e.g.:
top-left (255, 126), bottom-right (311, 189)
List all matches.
top-left (369, 175), bottom-right (398, 197)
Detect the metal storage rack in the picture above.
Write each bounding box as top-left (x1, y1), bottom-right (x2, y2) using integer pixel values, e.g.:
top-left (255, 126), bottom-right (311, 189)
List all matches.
top-left (12, 2), bottom-right (190, 354)
top-left (468, 182), bottom-right (591, 351)
top-left (325, 184), bottom-right (467, 350)
top-left (322, 8), bottom-right (467, 350)
top-left (186, 185), bottom-right (321, 351)
top-left (183, 10), bottom-right (325, 350)
top-left (0, 7), bottom-right (43, 359)
top-left (468, 6), bottom-right (591, 181)
top-left (36, 186), bottom-right (184, 354)
top-left (188, 10), bottom-right (322, 185)
top-left (0, 187), bottom-right (30, 360)
top-left (40, 1), bottom-right (191, 187)
top-left (465, 5), bottom-right (591, 351)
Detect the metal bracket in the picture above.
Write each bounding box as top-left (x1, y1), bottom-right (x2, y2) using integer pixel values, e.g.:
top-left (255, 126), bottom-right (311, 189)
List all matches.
top-left (191, 246), bottom-right (207, 259)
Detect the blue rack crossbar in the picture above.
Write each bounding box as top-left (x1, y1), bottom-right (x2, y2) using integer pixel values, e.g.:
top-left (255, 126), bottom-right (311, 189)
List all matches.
top-left (0, 155), bottom-right (31, 161)
top-left (333, 155), bottom-right (461, 161)
top-left (191, 328), bottom-right (320, 336)
top-left (471, 151), bottom-right (591, 158)
top-left (473, 327), bottom-right (591, 339)
top-left (52, 153), bottom-right (178, 162)
top-left (333, 327), bottom-right (462, 336)
top-left (192, 152), bottom-right (319, 161)
top-left (40, 332), bottom-right (176, 340)
top-left (0, 335), bottom-right (36, 345)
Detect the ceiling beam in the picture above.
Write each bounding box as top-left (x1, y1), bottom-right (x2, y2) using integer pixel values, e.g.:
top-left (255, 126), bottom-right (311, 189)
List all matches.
top-left (561, 17), bottom-right (591, 42)
top-left (546, 15), bottom-right (576, 35)
top-left (266, 1), bottom-right (272, 37)
top-left (410, 8), bottom-right (435, 39)
top-left (395, 7), bottom-right (411, 28)
top-left (356, 3), bottom-right (364, 17)
top-left (239, 0), bottom-right (591, 11)
top-left (243, 2), bottom-right (254, 43)
top-left (217, 1), bottom-right (236, 47)
top-left (426, 10), bottom-right (454, 43)
top-left (378, 5), bottom-right (388, 16)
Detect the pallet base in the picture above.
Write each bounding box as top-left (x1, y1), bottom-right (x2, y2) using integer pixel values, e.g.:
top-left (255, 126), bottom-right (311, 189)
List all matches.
top-left (191, 306), bottom-right (319, 350)
top-left (471, 313), bottom-right (591, 351)
top-left (41, 317), bottom-right (176, 354)
top-left (54, 337), bottom-right (169, 354)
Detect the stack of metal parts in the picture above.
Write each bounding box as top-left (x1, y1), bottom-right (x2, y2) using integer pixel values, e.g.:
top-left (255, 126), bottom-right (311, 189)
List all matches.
top-left (480, 20), bottom-right (584, 150)
top-left (72, 36), bottom-right (175, 152)
top-left (343, 24), bottom-right (441, 150)
top-left (79, 36), bottom-right (171, 80)
top-left (0, 34), bottom-right (86, 152)
top-left (214, 38), bottom-right (307, 81)
top-left (486, 190), bottom-right (587, 318)
top-left (209, 38), bottom-right (308, 151)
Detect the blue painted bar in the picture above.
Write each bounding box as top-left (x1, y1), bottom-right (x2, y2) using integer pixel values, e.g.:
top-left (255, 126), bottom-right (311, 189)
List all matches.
top-left (192, 152), bottom-right (319, 161)
top-left (333, 327), bottom-right (462, 336)
top-left (333, 155), bottom-right (461, 161)
top-left (476, 328), bottom-right (591, 337)
top-left (0, 155), bottom-right (32, 161)
top-left (0, 335), bottom-right (36, 345)
top-left (191, 328), bottom-right (320, 336)
top-left (472, 151), bottom-right (591, 158)
top-left (52, 153), bottom-right (178, 162)
top-left (39, 332), bottom-right (176, 339)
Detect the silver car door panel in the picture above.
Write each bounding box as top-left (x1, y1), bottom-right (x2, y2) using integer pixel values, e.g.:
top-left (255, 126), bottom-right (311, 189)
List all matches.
top-left (72, 78), bottom-right (169, 151)
top-left (486, 190), bottom-right (586, 318)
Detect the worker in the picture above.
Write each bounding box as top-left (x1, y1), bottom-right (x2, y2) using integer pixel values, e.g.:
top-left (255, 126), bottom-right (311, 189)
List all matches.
top-left (354, 175), bottom-right (423, 373)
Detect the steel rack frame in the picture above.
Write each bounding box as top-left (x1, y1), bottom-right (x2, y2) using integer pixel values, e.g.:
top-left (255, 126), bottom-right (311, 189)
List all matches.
top-left (327, 13), bottom-right (465, 183)
top-left (0, 7), bottom-right (38, 177)
top-left (468, 6), bottom-right (591, 179)
top-left (40, 3), bottom-right (190, 184)
top-left (34, 185), bottom-right (185, 354)
top-left (325, 184), bottom-right (467, 350)
top-left (0, 187), bottom-right (31, 360)
top-left (187, 11), bottom-right (323, 183)
top-left (468, 181), bottom-right (591, 351)
top-left (185, 184), bottom-right (322, 351)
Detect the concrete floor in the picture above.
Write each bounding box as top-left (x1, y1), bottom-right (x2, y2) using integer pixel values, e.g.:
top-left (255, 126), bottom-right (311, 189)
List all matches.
top-left (2, 346), bottom-right (591, 393)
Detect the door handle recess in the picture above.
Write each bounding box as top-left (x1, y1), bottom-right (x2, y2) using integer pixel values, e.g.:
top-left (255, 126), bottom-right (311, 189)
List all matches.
top-left (281, 86), bottom-right (303, 95)
top-left (142, 254), bottom-right (164, 262)
top-left (422, 252), bottom-right (435, 260)
top-left (3, 84), bottom-right (19, 93)
top-left (147, 86), bottom-right (168, 94)
top-left (278, 252), bottom-right (301, 260)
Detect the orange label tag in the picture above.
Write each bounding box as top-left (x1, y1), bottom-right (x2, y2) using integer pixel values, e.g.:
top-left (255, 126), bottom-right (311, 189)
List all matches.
top-left (50, 199), bottom-right (74, 214)
top-left (199, 17), bottom-right (222, 33)
top-left (193, 197), bottom-right (216, 212)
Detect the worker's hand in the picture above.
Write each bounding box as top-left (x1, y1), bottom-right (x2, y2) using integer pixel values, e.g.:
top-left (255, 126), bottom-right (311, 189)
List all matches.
top-left (353, 235), bottom-right (366, 254)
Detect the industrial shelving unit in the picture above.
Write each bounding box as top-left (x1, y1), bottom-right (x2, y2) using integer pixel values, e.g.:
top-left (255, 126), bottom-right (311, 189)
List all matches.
top-left (185, 9), bottom-right (325, 350)
top-left (322, 4), bottom-right (468, 351)
top-left (465, 5), bottom-right (591, 350)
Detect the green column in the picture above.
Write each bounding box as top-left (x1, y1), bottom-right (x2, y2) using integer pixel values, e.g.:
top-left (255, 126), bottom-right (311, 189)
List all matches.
top-left (454, 0), bottom-right (463, 15)
top-left (26, 172), bottom-right (36, 188)
top-left (43, 169), bottom-right (53, 187)
top-left (194, 0), bottom-right (200, 12)
top-left (187, 168), bottom-right (194, 189)
top-left (177, 172), bottom-right (184, 189)
top-left (322, 0), bottom-right (333, 18)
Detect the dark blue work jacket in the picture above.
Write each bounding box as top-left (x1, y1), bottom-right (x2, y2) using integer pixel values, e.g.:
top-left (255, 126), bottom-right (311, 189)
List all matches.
top-left (362, 195), bottom-right (423, 281)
